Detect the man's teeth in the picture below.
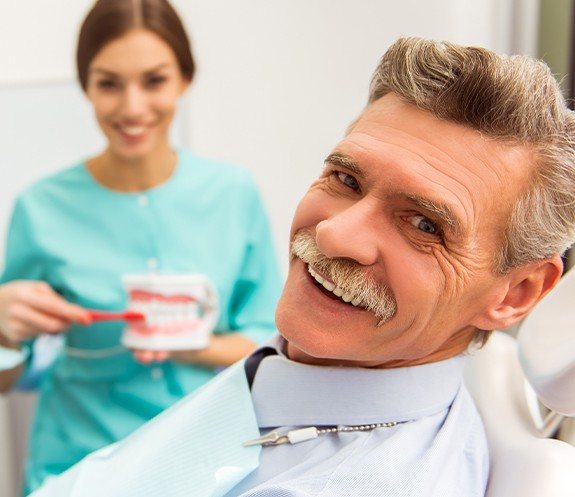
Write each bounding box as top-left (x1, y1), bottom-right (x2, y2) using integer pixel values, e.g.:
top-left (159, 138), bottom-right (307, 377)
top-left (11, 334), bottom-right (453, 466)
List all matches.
top-left (307, 265), bottom-right (362, 307)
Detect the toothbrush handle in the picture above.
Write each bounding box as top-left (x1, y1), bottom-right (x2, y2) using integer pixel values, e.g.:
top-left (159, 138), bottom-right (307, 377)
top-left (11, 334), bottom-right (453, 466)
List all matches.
top-left (87, 310), bottom-right (145, 322)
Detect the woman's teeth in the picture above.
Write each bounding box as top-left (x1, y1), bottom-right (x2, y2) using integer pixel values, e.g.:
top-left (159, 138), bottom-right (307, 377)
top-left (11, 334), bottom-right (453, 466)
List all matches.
top-left (307, 265), bottom-right (362, 307)
top-left (120, 126), bottom-right (145, 136)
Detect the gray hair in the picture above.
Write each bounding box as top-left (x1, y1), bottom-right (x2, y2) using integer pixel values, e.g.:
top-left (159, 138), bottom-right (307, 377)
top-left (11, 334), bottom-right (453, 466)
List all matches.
top-left (368, 37), bottom-right (575, 274)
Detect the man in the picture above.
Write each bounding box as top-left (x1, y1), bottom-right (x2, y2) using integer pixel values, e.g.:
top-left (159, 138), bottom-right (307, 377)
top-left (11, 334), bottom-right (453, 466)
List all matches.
top-left (31, 37), bottom-right (575, 497)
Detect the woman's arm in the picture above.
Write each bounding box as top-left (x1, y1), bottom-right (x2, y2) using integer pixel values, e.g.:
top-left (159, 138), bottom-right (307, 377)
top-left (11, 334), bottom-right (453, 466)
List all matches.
top-left (170, 333), bottom-right (257, 367)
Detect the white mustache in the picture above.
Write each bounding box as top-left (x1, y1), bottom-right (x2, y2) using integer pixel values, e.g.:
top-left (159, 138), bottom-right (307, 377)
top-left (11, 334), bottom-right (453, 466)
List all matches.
top-left (291, 230), bottom-right (397, 325)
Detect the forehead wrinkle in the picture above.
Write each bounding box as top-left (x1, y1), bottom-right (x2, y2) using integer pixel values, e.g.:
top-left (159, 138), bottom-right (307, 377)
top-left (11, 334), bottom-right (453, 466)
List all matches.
top-left (346, 136), bottom-right (475, 223)
top-left (356, 125), bottom-right (501, 198)
top-left (350, 127), bottom-right (484, 189)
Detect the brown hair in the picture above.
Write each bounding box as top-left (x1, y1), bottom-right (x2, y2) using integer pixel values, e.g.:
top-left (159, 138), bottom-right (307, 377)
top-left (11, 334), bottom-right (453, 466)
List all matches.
top-left (76, 0), bottom-right (195, 90)
top-left (368, 37), bottom-right (575, 274)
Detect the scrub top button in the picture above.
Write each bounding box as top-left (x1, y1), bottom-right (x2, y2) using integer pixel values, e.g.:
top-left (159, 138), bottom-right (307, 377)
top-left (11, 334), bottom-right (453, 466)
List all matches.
top-left (150, 367), bottom-right (164, 379)
top-left (147, 258), bottom-right (159, 270)
top-left (138, 195), bottom-right (149, 207)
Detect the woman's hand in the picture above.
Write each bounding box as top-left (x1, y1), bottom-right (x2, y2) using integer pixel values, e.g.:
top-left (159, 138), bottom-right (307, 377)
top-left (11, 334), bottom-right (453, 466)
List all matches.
top-left (131, 333), bottom-right (257, 367)
top-left (0, 280), bottom-right (91, 344)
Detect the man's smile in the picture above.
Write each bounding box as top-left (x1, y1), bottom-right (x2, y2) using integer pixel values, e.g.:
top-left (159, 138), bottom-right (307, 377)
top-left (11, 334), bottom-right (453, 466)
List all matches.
top-left (297, 259), bottom-right (368, 318)
top-left (290, 230), bottom-right (397, 324)
top-left (307, 264), bottom-right (364, 307)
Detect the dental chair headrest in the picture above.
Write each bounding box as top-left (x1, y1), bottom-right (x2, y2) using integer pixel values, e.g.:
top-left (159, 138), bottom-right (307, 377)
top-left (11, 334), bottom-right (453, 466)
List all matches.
top-left (517, 267), bottom-right (575, 416)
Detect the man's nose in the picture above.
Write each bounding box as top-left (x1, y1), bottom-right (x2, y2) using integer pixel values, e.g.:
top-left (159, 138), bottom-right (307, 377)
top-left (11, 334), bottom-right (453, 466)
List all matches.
top-left (120, 85), bottom-right (146, 118)
top-left (315, 200), bottom-right (380, 266)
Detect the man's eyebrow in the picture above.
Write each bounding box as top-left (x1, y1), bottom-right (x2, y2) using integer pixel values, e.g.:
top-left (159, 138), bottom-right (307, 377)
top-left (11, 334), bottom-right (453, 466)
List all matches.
top-left (324, 153), bottom-right (364, 176)
top-left (406, 194), bottom-right (463, 235)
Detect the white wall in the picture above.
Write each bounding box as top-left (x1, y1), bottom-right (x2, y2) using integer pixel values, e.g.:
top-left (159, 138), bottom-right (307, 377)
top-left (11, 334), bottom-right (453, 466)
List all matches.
top-left (0, 1), bottom-right (538, 495)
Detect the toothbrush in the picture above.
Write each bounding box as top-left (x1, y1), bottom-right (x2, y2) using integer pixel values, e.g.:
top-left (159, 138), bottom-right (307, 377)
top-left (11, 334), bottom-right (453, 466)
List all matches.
top-left (86, 310), bottom-right (145, 322)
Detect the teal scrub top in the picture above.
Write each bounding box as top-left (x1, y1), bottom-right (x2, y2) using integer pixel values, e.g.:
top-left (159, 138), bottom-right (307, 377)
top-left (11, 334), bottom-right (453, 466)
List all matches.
top-left (0, 149), bottom-right (282, 494)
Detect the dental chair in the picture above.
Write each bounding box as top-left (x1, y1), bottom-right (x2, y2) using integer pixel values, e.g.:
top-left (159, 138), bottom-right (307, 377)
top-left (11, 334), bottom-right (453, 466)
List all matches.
top-left (464, 268), bottom-right (575, 497)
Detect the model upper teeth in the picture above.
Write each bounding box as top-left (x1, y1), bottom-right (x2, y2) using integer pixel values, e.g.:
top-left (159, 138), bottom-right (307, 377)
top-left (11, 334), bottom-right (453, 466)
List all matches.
top-left (121, 126), bottom-right (145, 135)
top-left (308, 265), bottom-right (362, 307)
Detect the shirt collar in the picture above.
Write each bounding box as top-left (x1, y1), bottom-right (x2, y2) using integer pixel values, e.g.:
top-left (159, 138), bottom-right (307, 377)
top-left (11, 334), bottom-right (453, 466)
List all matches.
top-left (251, 335), bottom-right (466, 427)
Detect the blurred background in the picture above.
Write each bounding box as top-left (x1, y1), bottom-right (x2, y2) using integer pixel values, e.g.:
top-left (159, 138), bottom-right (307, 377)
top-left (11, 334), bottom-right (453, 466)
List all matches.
top-left (0, 0), bottom-right (572, 495)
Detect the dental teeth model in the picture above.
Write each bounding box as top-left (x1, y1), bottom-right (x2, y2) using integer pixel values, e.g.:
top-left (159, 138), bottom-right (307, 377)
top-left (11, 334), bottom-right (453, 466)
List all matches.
top-left (121, 274), bottom-right (219, 350)
top-left (307, 265), bottom-right (363, 307)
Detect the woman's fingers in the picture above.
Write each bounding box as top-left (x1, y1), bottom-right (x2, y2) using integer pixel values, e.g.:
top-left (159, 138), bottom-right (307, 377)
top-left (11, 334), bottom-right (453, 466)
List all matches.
top-left (9, 302), bottom-right (71, 337)
top-left (0, 281), bottom-right (90, 342)
top-left (21, 282), bottom-right (91, 324)
top-left (132, 349), bottom-right (170, 364)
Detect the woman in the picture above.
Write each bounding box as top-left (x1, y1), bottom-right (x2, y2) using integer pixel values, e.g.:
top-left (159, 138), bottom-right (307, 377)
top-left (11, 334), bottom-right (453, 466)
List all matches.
top-left (0, 0), bottom-right (281, 493)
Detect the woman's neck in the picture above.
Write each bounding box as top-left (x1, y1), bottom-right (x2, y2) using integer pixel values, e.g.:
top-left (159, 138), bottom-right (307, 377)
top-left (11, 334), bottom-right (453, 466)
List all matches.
top-left (87, 145), bottom-right (178, 192)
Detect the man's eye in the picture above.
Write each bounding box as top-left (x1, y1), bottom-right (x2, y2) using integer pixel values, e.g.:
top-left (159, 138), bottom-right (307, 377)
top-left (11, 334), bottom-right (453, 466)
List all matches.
top-left (336, 172), bottom-right (360, 192)
top-left (409, 215), bottom-right (438, 235)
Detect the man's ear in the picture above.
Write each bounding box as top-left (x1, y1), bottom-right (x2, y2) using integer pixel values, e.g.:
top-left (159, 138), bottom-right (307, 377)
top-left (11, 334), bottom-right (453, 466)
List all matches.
top-left (472, 255), bottom-right (563, 330)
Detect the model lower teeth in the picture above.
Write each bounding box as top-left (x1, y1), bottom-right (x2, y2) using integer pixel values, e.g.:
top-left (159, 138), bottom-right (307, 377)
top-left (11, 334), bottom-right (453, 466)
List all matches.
top-left (307, 265), bottom-right (362, 307)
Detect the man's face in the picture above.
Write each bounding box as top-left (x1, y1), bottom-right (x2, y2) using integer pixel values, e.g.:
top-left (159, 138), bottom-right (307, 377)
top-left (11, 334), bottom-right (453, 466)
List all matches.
top-left (276, 93), bottom-right (534, 367)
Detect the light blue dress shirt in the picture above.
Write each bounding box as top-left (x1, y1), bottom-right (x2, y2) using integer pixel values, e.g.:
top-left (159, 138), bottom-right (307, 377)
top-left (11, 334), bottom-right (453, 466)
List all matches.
top-left (30, 361), bottom-right (263, 497)
top-left (229, 337), bottom-right (489, 496)
top-left (0, 149), bottom-right (282, 494)
top-left (28, 335), bottom-right (489, 497)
